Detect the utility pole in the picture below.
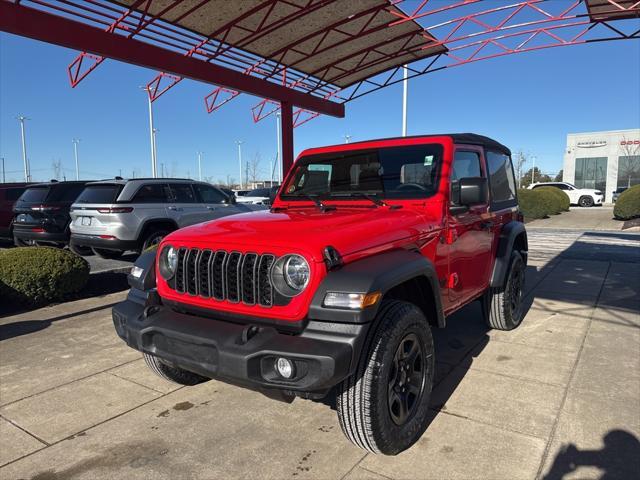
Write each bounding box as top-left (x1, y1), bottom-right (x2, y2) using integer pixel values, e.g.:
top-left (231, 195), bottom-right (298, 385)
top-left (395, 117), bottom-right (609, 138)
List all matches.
top-left (236, 140), bottom-right (243, 189)
top-left (160, 162), bottom-right (165, 178)
top-left (402, 64), bottom-right (408, 137)
top-left (1, 157), bottom-right (5, 183)
top-left (141, 87), bottom-right (158, 178)
top-left (275, 113), bottom-right (281, 184)
top-left (17, 115), bottom-right (30, 182)
top-left (197, 151), bottom-right (203, 181)
top-left (72, 138), bottom-right (80, 180)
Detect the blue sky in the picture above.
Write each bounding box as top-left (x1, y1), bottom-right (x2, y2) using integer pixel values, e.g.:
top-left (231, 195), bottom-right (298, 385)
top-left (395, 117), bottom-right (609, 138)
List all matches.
top-left (1, 29), bottom-right (639, 183)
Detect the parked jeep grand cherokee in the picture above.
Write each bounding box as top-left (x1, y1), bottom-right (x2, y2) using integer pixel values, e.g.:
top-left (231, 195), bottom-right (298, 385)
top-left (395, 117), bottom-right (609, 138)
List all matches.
top-left (70, 178), bottom-right (263, 258)
top-left (113, 134), bottom-right (528, 455)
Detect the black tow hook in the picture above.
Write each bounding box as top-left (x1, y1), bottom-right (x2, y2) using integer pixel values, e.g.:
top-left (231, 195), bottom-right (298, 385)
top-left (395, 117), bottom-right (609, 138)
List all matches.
top-left (238, 325), bottom-right (261, 345)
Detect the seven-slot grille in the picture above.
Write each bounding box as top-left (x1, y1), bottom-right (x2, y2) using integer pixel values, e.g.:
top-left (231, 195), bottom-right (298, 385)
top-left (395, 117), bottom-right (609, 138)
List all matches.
top-left (172, 248), bottom-right (276, 307)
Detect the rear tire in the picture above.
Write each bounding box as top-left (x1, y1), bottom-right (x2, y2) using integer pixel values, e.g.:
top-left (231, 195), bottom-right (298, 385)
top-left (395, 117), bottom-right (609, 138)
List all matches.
top-left (143, 353), bottom-right (208, 386)
top-left (92, 248), bottom-right (124, 259)
top-left (484, 251), bottom-right (525, 330)
top-left (578, 195), bottom-right (594, 207)
top-left (336, 300), bottom-right (434, 455)
top-left (141, 229), bottom-right (170, 251)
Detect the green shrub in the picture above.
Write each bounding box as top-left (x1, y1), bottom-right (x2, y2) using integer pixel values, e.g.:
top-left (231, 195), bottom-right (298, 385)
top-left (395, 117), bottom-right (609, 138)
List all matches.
top-left (517, 189), bottom-right (548, 219)
top-left (0, 247), bottom-right (90, 304)
top-left (614, 184), bottom-right (640, 220)
top-left (536, 187), bottom-right (569, 215)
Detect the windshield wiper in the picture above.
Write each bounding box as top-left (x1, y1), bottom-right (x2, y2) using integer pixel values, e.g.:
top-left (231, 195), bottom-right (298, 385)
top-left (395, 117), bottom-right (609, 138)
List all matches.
top-left (329, 192), bottom-right (388, 208)
top-left (290, 194), bottom-right (336, 212)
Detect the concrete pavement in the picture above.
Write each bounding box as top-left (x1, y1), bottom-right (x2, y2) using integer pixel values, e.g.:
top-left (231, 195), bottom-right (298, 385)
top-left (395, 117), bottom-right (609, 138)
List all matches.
top-left (526, 205), bottom-right (628, 231)
top-left (0, 230), bottom-right (639, 479)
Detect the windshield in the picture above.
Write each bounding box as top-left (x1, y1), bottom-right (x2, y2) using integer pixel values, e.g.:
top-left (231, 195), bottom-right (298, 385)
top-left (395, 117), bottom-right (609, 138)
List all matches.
top-left (282, 144), bottom-right (443, 201)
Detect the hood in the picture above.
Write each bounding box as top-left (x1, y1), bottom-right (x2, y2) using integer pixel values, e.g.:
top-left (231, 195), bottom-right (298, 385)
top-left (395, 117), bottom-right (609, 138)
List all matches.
top-left (165, 205), bottom-right (442, 262)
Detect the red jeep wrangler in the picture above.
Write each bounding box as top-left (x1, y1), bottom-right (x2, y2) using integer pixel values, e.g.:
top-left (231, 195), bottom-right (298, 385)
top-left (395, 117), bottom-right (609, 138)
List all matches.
top-left (113, 133), bottom-right (527, 455)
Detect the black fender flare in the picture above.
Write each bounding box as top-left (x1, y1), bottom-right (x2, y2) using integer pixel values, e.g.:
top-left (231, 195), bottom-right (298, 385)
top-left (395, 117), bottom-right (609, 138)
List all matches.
top-left (309, 249), bottom-right (445, 327)
top-left (490, 221), bottom-right (528, 288)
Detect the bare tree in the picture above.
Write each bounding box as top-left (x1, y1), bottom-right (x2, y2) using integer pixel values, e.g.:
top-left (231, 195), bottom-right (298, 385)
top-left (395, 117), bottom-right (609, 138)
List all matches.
top-left (247, 153), bottom-right (262, 186)
top-left (513, 150), bottom-right (528, 188)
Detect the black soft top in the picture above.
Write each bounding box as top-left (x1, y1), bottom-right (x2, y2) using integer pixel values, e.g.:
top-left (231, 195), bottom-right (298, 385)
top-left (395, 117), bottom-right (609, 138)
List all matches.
top-left (447, 133), bottom-right (511, 156)
top-left (321, 133), bottom-right (511, 156)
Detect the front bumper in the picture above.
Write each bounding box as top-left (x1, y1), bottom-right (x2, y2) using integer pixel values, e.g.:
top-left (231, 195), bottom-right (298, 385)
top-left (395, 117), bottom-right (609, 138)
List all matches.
top-left (112, 292), bottom-right (368, 395)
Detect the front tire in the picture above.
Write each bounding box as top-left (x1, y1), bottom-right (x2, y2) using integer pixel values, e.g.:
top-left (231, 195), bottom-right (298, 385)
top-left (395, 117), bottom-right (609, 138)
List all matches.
top-left (141, 229), bottom-right (170, 251)
top-left (484, 251), bottom-right (525, 330)
top-left (578, 195), bottom-right (594, 207)
top-left (143, 353), bottom-right (208, 386)
top-left (337, 300), bottom-right (434, 455)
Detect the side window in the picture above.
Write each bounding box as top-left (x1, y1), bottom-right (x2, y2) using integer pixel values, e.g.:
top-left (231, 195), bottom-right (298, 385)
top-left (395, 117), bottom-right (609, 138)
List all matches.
top-left (451, 151), bottom-right (482, 205)
top-left (194, 184), bottom-right (226, 203)
top-left (486, 150), bottom-right (517, 209)
top-left (169, 183), bottom-right (197, 203)
top-left (556, 184), bottom-right (569, 191)
top-left (132, 184), bottom-right (170, 203)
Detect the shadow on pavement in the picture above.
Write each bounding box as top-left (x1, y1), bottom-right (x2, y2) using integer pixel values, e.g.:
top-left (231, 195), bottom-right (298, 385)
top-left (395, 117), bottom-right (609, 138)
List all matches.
top-left (542, 430), bottom-right (640, 480)
top-left (0, 301), bottom-right (121, 341)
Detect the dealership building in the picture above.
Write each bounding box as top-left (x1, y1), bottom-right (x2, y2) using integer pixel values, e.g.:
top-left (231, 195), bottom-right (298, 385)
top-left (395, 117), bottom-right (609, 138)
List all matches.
top-left (563, 128), bottom-right (640, 203)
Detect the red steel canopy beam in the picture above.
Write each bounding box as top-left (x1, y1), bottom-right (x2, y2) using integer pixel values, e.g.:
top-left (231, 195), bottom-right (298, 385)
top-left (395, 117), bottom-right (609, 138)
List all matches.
top-left (0, 1), bottom-right (344, 118)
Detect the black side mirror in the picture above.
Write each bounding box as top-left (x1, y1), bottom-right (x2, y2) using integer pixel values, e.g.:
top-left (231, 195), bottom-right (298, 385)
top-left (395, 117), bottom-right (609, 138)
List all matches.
top-left (459, 177), bottom-right (488, 205)
top-left (451, 177), bottom-right (487, 214)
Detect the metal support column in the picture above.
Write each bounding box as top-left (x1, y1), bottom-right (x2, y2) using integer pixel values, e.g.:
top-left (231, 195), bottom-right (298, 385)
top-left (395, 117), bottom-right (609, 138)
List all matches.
top-left (280, 102), bottom-right (294, 179)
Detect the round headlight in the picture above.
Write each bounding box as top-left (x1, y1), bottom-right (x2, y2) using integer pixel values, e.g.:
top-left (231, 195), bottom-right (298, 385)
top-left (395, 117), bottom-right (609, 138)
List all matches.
top-left (159, 245), bottom-right (179, 280)
top-left (284, 255), bottom-right (310, 291)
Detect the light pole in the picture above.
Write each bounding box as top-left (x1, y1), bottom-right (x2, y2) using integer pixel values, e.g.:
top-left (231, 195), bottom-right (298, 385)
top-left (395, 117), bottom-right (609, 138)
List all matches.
top-left (72, 138), bottom-right (80, 180)
top-left (141, 87), bottom-right (157, 178)
top-left (402, 64), bottom-right (408, 137)
top-left (236, 140), bottom-right (243, 189)
top-left (17, 115), bottom-right (30, 182)
top-left (275, 112), bottom-right (281, 184)
top-left (197, 151), bottom-right (203, 181)
top-left (344, 135), bottom-right (352, 144)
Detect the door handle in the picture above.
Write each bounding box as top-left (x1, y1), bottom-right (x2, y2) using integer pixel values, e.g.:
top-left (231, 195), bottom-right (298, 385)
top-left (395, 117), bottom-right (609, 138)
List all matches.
top-left (206, 206), bottom-right (216, 210)
top-left (168, 206), bottom-right (183, 211)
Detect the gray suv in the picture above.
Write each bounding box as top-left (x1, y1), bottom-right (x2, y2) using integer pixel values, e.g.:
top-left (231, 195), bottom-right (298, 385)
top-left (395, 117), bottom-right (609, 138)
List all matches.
top-left (69, 178), bottom-right (263, 258)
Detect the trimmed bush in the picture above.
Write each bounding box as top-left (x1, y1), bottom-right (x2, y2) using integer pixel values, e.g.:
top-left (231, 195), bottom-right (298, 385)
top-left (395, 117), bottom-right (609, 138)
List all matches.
top-left (536, 187), bottom-right (569, 215)
top-left (614, 184), bottom-right (640, 220)
top-left (0, 247), bottom-right (90, 304)
top-left (517, 189), bottom-right (548, 219)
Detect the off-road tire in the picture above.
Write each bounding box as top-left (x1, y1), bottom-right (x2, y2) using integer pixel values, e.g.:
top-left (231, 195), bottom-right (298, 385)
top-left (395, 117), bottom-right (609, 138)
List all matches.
top-left (141, 229), bottom-right (170, 251)
top-left (485, 251), bottom-right (525, 330)
top-left (578, 195), bottom-right (594, 207)
top-left (92, 248), bottom-right (124, 259)
top-left (336, 300), bottom-right (435, 455)
top-left (143, 353), bottom-right (208, 386)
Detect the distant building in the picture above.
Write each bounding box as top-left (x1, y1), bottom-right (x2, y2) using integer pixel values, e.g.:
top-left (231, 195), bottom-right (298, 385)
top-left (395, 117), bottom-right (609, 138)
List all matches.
top-left (563, 129), bottom-right (640, 203)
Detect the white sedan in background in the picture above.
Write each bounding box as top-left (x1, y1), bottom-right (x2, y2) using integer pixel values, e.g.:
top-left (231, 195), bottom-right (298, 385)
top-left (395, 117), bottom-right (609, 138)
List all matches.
top-left (528, 182), bottom-right (604, 207)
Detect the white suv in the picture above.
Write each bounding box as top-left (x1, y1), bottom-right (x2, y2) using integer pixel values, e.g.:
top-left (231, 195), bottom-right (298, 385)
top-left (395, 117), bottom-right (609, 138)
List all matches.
top-left (528, 182), bottom-right (604, 207)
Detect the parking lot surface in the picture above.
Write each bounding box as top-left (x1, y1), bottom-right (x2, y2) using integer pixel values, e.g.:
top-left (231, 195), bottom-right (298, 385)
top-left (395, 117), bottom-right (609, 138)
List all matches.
top-left (1, 229), bottom-right (639, 480)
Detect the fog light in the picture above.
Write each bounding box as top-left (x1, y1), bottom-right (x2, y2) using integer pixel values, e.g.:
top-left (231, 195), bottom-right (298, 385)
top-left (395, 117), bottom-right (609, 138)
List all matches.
top-left (275, 357), bottom-right (295, 379)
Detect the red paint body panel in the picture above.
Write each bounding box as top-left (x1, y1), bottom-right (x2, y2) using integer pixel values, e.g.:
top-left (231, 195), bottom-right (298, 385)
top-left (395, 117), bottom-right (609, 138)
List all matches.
top-left (156, 135), bottom-right (516, 324)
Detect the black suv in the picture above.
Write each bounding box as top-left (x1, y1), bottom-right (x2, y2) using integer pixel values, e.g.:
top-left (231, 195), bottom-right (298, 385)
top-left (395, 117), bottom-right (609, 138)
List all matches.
top-left (12, 181), bottom-right (89, 247)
